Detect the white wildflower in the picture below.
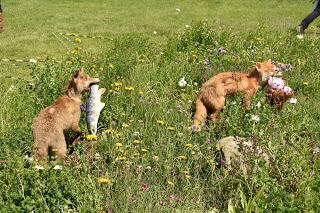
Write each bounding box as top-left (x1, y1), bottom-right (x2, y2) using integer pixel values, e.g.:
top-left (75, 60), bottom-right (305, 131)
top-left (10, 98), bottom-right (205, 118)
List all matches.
top-left (178, 76), bottom-right (187, 87)
top-left (313, 147), bottom-right (320, 154)
top-left (288, 98), bottom-right (297, 104)
top-left (29, 59), bottom-right (37, 64)
top-left (8, 85), bottom-right (15, 92)
top-left (185, 25), bottom-right (191, 28)
top-left (53, 165), bottom-right (63, 170)
top-left (153, 31), bottom-right (157, 35)
top-left (94, 153), bottom-right (101, 160)
top-left (251, 115), bottom-right (260, 122)
top-left (296, 35), bottom-right (304, 39)
top-left (35, 165), bottom-right (44, 170)
top-left (255, 101), bottom-right (262, 108)
top-left (133, 131), bottom-right (140, 137)
top-left (24, 155), bottom-right (33, 162)
top-left (231, 101), bottom-right (237, 105)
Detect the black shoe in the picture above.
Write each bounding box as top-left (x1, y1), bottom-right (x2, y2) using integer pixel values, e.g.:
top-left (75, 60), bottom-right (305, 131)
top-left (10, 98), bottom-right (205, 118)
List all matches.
top-left (296, 25), bottom-right (304, 35)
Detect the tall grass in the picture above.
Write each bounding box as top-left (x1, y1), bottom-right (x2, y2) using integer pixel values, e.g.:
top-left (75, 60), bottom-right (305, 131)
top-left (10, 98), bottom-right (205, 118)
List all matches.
top-left (0, 22), bottom-right (319, 212)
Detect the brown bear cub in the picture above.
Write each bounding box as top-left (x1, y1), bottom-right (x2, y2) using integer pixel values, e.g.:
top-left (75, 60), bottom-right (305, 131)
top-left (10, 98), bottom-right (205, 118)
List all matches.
top-left (32, 68), bottom-right (99, 164)
top-left (192, 60), bottom-right (277, 132)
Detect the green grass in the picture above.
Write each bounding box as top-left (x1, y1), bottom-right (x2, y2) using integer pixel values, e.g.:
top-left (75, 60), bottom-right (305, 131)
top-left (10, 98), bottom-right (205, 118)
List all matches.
top-left (1, 0), bottom-right (320, 212)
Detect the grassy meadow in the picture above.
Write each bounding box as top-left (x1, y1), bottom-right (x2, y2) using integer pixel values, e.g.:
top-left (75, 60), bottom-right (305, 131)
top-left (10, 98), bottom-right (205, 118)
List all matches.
top-left (0, 0), bottom-right (320, 212)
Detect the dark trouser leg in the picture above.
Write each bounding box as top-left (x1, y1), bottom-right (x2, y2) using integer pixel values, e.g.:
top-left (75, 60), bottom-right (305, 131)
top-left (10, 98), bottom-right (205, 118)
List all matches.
top-left (300, 7), bottom-right (320, 30)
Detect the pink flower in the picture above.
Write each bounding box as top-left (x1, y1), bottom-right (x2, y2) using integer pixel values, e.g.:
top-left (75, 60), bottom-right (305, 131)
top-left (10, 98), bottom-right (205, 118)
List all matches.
top-left (219, 159), bottom-right (225, 165)
top-left (268, 77), bottom-right (285, 90)
top-left (283, 86), bottom-right (293, 95)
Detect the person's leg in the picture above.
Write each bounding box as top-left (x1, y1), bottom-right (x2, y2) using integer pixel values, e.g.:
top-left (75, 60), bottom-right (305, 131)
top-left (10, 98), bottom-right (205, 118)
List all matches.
top-left (298, 1), bottom-right (320, 33)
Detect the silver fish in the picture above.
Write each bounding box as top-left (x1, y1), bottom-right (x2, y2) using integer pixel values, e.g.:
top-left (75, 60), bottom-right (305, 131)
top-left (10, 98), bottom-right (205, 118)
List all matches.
top-left (82, 84), bottom-right (106, 135)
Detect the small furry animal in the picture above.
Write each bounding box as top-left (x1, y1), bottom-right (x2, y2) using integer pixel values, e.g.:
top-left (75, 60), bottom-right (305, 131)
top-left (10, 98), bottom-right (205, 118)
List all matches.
top-left (192, 60), bottom-right (277, 131)
top-left (264, 76), bottom-right (294, 110)
top-left (32, 68), bottom-right (99, 164)
top-left (81, 83), bottom-right (106, 135)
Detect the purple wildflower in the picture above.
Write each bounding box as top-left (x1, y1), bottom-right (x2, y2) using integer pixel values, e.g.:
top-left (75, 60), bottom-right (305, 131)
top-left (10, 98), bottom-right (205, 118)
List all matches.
top-left (217, 47), bottom-right (226, 54)
top-left (203, 59), bottom-right (210, 65)
top-left (284, 64), bottom-right (293, 72)
top-left (191, 124), bottom-right (199, 132)
top-left (205, 138), bottom-right (211, 144)
top-left (219, 159), bottom-right (225, 165)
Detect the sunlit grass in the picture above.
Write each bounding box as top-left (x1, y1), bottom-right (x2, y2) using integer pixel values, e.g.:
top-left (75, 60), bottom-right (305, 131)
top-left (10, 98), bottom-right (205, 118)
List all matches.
top-left (0, 0), bottom-right (320, 212)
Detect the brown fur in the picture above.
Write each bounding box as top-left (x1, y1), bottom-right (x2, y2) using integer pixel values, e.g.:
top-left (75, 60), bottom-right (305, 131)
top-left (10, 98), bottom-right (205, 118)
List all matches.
top-left (193, 60), bottom-right (277, 129)
top-left (32, 68), bottom-right (99, 164)
top-left (264, 78), bottom-right (294, 110)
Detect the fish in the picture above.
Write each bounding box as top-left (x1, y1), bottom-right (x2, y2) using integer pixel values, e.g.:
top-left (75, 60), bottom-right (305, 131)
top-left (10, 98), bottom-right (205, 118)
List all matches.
top-left (81, 83), bottom-right (106, 135)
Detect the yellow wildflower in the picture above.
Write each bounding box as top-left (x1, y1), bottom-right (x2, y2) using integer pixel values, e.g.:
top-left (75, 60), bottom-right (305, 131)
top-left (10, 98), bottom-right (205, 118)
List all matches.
top-left (116, 133), bottom-right (123, 137)
top-left (71, 49), bottom-right (77, 55)
top-left (75, 38), bottom-right (81, 43)
top-left (65, 61), bottom-right (72, 65)
top-left (156, 120), bottom-right (164, 125)
top-left (139, 91), bottom-right (143, 95)
top-left (104, 128), bottom-right (114, 134)
top-left (116, 156), bottom-right (126, 161)
top-left (167, 181), bottom-right (174, 186)
top-left (178, 155), bottom-right (187, 160)
top-left (303, 82), bottom-right (309, 86)
top-left (133, 152), bottom-right (140, 157)
top-left (122, 123), bottom-right (129, 128)
top-left (167, 127), bottom-right (175, 131)
top-left (115, 143), bottom-right (123, 148)
top-left (108, 64), bottom-right (114, 69)
top-left (114, 82), bottom-right (122, 87)
top-left (124, 86), bottom-right (134, 91)
top-left (141, 148), bottom-right (148, 153)
top-left (133, 140), bottom-right (142, 145)
top-left (97, 177), bottom-right (111, 184)
top-left (185, 143), bottom-right (193, 148)
top-left (86, 135), bottom-right (97, 141)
